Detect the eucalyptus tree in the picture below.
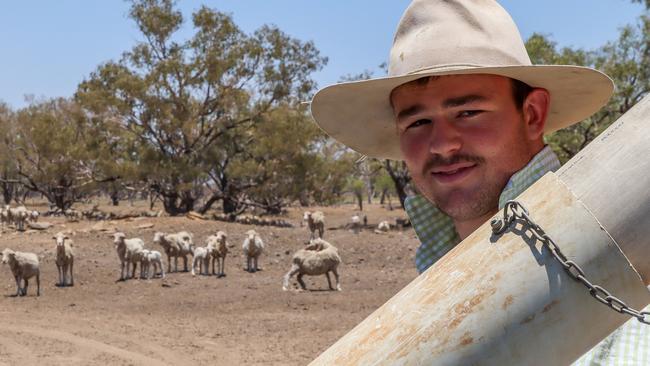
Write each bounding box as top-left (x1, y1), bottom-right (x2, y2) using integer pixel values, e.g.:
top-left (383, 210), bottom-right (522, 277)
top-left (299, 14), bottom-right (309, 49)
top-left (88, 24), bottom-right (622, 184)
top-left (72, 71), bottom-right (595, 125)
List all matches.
top-left (76, 0), bottom-right (326, 215)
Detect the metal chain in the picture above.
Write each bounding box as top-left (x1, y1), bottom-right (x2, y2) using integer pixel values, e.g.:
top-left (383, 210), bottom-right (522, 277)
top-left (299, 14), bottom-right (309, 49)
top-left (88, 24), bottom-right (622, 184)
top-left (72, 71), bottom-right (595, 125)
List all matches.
top-left (490, 200), bottom-right (650, 324)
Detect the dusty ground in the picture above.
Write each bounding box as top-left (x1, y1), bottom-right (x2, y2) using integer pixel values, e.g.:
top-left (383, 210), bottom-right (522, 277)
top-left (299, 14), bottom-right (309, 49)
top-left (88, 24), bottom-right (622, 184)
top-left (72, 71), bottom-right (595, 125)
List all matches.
top-left (0, 200), bottom-right (420, 365)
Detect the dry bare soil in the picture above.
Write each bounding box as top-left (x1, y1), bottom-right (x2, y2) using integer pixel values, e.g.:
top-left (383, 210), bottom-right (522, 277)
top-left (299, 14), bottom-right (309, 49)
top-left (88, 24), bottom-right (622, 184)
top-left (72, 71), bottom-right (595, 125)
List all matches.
top-left (0, 201), bottom-right (420, 365)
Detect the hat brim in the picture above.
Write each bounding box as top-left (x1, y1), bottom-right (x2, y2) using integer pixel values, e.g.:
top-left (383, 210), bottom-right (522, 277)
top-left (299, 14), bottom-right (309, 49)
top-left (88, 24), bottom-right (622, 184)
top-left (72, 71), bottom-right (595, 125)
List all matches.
top-left (310, 65), bottom-right (614, 160)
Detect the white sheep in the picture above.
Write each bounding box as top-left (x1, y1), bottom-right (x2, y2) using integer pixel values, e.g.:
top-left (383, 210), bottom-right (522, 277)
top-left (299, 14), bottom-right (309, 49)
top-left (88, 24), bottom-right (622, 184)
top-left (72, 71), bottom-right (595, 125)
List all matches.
top-left (139, 249), bottom-right (165, 279)
top-left (242, 229), bottom-right (264, 273)
top-left (282, 238), bottom-right (342, 291)
top-left (153, 231), bottom-right (194, 272)
top-left (350, 214), bottom-right (361, 234)
top-left (0, 206), bottom-right (10, 229)
top-left (53, 231), bottom-right (74, 287)
top-left (191, 246), bottom-right (210, 276)
top-left (206, 231), bottom-right (229, 277)
top-left (374, 220), bottom-right (391, 234)
top-left (113, 232), bottom-right (145, 281)
top-left (28, 210), bottom-right (39, 223)
top-left (6, 206), bottom-right (29, 231)
top-left (1, 248), bottom-right (40, 296)
top-left (303, 211), bottom-right (325, 241)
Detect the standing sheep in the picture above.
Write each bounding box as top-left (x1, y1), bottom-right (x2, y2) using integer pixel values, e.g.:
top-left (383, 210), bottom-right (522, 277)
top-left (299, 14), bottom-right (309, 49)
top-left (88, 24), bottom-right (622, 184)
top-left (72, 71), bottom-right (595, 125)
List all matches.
top-left (153, 231), bottom-right (194, 272)
top-left (53, 232), bottom-right (74, 287)
top-left (1, 248), bottom-right (40, 296)
top-left (113, 232), bottom-right (145, 281)
top-left (242, 230), bottom-right (264, 273)
top-left (282, 238), bottom-right (342, 292)
top-left (139, 249), bottom-right (165, 279)
top-left (350, 215), bottom-right (361, 234)
top-left (207, 231), bottom-right (229, 277)
top-left (303, 211), bottom-right (325, 241)
top-left (191, 246), bottom-right (210, 276)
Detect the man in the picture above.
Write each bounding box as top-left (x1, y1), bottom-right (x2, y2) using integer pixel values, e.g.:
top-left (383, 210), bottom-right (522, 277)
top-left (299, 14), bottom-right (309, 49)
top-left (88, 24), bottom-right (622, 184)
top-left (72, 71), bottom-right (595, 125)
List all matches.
top-left (310, 0), bottom-right (647, 364)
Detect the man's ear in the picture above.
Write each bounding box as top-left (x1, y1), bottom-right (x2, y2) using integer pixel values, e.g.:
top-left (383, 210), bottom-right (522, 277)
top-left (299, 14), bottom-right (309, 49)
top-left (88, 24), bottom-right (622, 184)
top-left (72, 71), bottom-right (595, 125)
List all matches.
top-left (522, 88), bottom-right (550, 141)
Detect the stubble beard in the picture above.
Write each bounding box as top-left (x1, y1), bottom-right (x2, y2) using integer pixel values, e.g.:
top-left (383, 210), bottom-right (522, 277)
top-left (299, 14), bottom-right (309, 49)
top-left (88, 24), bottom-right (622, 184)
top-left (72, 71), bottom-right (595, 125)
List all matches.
top-left (416, 153), bottom-right (503, 222)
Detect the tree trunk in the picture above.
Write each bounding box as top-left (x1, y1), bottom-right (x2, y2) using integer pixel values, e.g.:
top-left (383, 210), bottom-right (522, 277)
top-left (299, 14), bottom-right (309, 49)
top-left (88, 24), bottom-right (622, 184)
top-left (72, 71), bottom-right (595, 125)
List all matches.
top-left (356, 193), bottom-right (363, 211)
top-left (110, 190), bottom-right (120, 206)
top-left (384, 160), bottom-right (411, 209)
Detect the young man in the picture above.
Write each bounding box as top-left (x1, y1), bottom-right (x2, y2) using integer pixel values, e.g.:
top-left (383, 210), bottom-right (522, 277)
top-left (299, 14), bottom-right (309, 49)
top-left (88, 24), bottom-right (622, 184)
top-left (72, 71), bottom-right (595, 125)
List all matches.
top-left (310, 0), bottom-right (647, 364)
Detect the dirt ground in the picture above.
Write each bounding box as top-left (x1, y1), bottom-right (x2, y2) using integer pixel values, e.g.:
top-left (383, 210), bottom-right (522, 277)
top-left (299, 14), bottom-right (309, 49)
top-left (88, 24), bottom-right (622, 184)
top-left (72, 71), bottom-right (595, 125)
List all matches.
top-left (0, 200), bottom-right (420, 365)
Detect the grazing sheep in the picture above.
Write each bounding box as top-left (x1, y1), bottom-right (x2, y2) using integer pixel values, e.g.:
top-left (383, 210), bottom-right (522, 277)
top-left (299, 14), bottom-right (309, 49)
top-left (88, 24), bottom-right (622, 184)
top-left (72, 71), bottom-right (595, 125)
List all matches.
top-left (113, 232), bottom-right (145, 280)
top-left (350, 215), bottom-right (361, 234)
top-left (206, 231), bottom-right (229, 277)
top-left (139, 249), bottom-right (165, 279)
top-left (28, 210), bottom-right (39, 223)
top-left (1, 248), bottom-right (40, 296)
top-left (191, 246), bottom-right (210, 276)
top-left (303, 211), bottom-right (325, 241)
top-left (153, 231), bottom-right (194, 272)
top-left (53, 232), bottom-right (74, 287)
top-left (374, 220), bottom-right (391, 234)
top-left (282, 238), bottom-right (342, 291)
top-left (242, 230), bottom-right (264, 273)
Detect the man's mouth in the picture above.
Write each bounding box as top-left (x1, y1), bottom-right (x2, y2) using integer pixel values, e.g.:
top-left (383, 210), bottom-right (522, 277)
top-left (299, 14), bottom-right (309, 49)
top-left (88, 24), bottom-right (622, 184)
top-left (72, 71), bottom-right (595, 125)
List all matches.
top-left (430, 162), bottom-right (477, 183)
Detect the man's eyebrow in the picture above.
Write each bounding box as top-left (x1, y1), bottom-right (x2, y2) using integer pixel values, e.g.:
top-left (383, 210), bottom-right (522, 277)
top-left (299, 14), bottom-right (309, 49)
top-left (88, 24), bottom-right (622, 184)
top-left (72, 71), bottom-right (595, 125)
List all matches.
top-left (396, 105), bottom-right (425, 123)
top-left (442, 94), bottom-right (487, 108)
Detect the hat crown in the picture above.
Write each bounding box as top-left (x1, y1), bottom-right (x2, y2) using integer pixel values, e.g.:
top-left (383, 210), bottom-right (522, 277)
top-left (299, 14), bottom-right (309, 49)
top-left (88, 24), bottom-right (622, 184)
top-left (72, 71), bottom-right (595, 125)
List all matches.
top-left (389, 0), bottom-right (531, 76)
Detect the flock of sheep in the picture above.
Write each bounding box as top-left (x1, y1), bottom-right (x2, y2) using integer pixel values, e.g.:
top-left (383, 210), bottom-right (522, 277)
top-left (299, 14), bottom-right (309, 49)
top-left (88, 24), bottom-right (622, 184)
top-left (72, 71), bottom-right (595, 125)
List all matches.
top-left (0, 206), bottom-right (398, 297)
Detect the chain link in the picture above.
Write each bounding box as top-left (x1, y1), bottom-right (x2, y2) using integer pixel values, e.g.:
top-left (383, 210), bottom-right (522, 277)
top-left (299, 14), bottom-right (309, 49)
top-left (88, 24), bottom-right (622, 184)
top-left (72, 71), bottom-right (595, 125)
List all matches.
top-left (491, 200), bottom-right (650, 324)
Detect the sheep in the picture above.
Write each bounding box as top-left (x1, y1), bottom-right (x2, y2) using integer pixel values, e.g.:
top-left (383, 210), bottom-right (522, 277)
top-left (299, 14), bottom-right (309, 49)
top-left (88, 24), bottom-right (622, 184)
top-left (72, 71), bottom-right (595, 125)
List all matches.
top-left (242, 229), bottom-right (264, 273)
top-left (191, 246), bottom-right (210, 276)
top-left (6, 206), bottom-right (29, 231)
top-left (113, 232), bottom-right (145, 281)
top-left (1, 248), bottom-right (40, 296)
top-left (153, 231), bottom-right (194, 272)
top-left (282, 238), bottom-right (342, 292)
top-left (28, 210), bottom-right (39, 223)
top-left (350, 214), bottom-right (361, 234)
top-left (139, 249), bottom-right (165, 279)
top-left (53, 231), bottom-right (74, 287)
top-left (374, 220), bottom-right (391, 234)
top-left (303, 211), bottom-right (325, 241)
top-left (206, 231), bottom-right (229, 277)
top-left (0, 206), bottom-right (10, 229)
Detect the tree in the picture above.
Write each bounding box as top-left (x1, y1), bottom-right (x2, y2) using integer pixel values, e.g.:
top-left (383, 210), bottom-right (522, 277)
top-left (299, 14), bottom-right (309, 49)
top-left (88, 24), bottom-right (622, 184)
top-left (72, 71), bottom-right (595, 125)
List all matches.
top-left (526, 23), bottom-right (650, 162)
top-left (76, 0), bottom-right (327, 215)
top-left (11, 99), bottom-right (118, 210)
top-left (0, 102), bottom-right (18, 204)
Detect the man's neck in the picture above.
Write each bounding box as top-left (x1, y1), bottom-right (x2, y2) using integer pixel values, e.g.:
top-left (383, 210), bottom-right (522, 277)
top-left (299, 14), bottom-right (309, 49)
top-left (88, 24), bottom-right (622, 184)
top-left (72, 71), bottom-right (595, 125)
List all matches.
top-left (453, 209), bottom-right (498, 240)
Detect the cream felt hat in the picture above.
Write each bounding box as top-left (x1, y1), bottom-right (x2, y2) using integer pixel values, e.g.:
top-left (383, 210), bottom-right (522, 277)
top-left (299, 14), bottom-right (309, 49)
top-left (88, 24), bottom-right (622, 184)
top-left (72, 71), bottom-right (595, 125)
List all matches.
top-left (310, 0), bottom-right (614, 160)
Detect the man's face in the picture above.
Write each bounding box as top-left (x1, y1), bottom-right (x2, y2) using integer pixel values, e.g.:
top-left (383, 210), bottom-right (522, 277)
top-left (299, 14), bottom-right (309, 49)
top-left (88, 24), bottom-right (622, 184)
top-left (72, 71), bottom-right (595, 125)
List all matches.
top-left (392, 74), bottom-right (540, 222)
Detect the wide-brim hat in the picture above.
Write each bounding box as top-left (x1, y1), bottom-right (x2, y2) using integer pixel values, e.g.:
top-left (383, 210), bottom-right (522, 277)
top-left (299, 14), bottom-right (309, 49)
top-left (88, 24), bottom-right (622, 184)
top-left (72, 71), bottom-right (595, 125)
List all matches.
top-left (310, 0), bottom-right (614, 160)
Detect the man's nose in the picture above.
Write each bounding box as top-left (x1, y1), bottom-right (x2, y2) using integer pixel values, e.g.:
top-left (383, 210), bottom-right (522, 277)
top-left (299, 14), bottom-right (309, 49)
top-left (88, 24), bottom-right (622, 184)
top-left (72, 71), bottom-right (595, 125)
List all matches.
top-left (429, 118), bottom-right (462, 156)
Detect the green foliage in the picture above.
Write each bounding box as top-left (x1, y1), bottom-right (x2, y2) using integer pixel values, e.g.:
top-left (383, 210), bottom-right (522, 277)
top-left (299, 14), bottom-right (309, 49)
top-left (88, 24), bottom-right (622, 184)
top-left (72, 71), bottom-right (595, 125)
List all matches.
top-left (75, 0), bottom-right (327, 214)
top-left (526, 23), bottom-right (650, 163)
top-left (10, 99), bottom-right (104, 209)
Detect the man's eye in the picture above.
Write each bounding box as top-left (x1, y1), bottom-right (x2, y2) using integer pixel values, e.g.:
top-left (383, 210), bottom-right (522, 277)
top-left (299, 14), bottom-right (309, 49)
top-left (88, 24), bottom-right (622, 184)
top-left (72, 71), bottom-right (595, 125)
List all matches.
top-left (458, 110), bottom-right (482, 118)
top-left (406, 119), bottom-right (431, 129)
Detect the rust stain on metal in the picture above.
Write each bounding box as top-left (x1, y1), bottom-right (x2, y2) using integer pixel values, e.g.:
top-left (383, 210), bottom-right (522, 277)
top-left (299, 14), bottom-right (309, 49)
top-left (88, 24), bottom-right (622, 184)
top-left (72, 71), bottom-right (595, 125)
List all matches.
top-left (542, 300), bottom-right (559, 313)
top-left (520, 313), bottom-right (536, 325)
top-left (447, 287), bottom-right (497, 331)
top-left (459, 332), bottom-right (474, 347)
top-left (502, 295), bottom-right (514, 310)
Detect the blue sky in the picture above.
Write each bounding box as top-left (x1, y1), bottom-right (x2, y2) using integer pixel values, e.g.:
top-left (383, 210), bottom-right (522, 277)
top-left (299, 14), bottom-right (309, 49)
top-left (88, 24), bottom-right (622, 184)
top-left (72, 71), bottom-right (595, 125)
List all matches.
top-left (0, 1), bottom-right (644, 109)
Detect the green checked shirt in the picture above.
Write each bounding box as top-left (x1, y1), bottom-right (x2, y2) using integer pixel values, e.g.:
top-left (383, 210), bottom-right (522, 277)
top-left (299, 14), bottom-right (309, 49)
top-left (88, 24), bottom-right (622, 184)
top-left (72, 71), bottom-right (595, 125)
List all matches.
top-left (404, 145), bottom-right (650, 365)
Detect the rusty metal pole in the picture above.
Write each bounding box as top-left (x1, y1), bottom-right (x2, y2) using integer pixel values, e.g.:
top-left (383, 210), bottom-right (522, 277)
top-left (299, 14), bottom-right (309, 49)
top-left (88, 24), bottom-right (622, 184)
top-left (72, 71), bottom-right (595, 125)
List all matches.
top-left (309, 96), bottom-right (650, 365)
